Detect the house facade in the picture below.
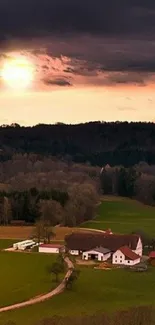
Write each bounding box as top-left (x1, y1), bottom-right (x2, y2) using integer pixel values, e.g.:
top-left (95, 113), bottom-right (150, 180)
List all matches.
top-left (112, 246), bottom-right (140, 265)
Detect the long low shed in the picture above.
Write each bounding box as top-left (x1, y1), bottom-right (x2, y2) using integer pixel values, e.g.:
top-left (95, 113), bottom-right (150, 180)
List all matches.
top-left (39, 244), bottom-right (65, 254)
top-left (13, 240), bottom-right (35, 250)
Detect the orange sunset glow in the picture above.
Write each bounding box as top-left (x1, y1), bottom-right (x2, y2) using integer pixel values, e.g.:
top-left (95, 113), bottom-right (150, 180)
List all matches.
top-left (1, 56), bottom-right (34, 90)
top-left (0, 2), bottom-right (154, 125)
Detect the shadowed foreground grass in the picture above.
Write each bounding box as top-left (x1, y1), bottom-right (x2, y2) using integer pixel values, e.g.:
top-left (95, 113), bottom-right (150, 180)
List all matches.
top-left (0, 251), bottom-right (57, 308)
top-left (1, 266), bottom-right (155, 325)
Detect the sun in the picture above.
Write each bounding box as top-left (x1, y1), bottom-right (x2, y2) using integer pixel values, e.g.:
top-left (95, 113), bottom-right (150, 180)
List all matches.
top-left (1, 56), bottom-right (34, 90)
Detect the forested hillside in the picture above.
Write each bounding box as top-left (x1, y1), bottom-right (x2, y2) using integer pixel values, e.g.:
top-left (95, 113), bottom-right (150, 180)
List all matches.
top-left (0, 121), bottom-right (155, 166)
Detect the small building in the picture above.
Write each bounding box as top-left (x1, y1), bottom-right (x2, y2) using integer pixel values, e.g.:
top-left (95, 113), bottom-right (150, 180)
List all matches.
top-left (39, 244), bottom-right (65, 254)
top-left (13, 240), bottom-right (35, 250)
top-left (149, 251), bottom-right (155, 259)
top-left (82, 247), bottom-right (111, 261)
top-left (148, 251), bottom-right (155, 266)
top-left (112, 246), bottom-right (140, 266)
top-left (69, 249), bottom-right (79, 256)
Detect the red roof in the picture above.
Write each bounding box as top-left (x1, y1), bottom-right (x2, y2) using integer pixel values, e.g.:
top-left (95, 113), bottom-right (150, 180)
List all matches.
top-left (118, 246), bottom-right (140, 261)
top-left (149, 251), bottom-right (155, 258)
top-left (66, 232), bottom-right (140, 252)
top-left (39, 244), bottom-right (64, 249)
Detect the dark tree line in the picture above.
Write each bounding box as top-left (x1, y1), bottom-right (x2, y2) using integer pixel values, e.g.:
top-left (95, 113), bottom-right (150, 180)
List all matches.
top-left (0, 122), bottom-right (155, 166)
top-left (0, 182), bottom-right (99, 227)
top-left (0, 189), bottom-right (68, 224)
top-left (100, 166), bottom-right (139, 198)
top-left (100, 162), bottom-right (155, 206)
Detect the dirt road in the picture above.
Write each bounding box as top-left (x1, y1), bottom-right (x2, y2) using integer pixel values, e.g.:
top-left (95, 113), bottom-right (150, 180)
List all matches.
top-left (0, 257), bottom-right (73, 313)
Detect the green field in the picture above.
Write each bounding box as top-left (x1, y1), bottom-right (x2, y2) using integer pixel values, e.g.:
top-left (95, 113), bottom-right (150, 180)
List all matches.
top-left (0, 239), bottom-right (17, 250)
top-left (0, 251), bottom-right (58, 309)
top-left (81, 198), bottom-right (155, 236)
top-left (0, 266), bottom-right (155, 325)
top-left (0, 197), bottom-right (155, 325)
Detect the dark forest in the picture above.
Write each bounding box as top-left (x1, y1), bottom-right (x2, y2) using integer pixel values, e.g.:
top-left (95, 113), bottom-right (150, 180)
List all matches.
top-left (0, 121), bottom-right (155, 167)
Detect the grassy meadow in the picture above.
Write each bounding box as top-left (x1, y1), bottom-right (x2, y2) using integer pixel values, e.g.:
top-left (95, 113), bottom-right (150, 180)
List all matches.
top-left (1, 266), bottom-right (155, 325)
top-left (0, 251), bottom-right (58, 309)
top-left (0, 239), bottom-right (18, 250)
top-left (81, 197), bottom-right (155, 237)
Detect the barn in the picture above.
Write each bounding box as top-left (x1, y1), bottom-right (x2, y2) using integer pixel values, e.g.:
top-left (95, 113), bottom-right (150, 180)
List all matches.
top-left (65, 232), bottom-right (143, 257)
top-left (39, 243), bottom-right (65, 254)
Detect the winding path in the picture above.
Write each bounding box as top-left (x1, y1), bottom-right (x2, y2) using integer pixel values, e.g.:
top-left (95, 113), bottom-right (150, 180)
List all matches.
top-left (0, 227), bottom-right (104, 313)
top-left (0, 257), bottom-right (73, 313)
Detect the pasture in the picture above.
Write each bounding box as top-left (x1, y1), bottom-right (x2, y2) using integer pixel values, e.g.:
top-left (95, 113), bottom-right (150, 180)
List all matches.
top-left (1, 266), bottom-right (155, 325)
top-left (0, 251), bottom-right (58, 308)
top-left (0, 239), bottom-right (18, 250)
top-left (81, 197), bottom-right (155, 237)
top-left (0, 196), bottom-right (155, 325)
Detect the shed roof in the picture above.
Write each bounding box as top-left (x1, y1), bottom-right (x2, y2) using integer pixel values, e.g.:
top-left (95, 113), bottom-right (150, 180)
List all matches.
top-left (39, 244), bottom-right (64, 249)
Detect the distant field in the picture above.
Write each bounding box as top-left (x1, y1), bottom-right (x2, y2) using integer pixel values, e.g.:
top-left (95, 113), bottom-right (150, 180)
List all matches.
top-left (0, 226), bottom-right (34, 239)
top-left (1, 266), bottom-right (155, 325)
top-left (0, 226), bottom-right (95, 241)
top-left (81, 196), bottom-right (155, 237)
top-left (0, 251), bottom-right (57, 309)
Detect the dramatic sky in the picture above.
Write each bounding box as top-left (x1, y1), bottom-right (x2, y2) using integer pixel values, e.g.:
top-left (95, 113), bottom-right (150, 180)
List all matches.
top-left (0, 0), bottom-right (155, 125)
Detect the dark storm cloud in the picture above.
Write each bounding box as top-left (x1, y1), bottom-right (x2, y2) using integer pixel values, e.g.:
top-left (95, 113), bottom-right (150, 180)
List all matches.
top-left (104, 72), bottom-right (147, 86)
top-left (0, 0), bottom-right (155, 40)
top-left (43, 78), bottom-right (72, 87)
top-left (1, 1), bottom-right (155, 87)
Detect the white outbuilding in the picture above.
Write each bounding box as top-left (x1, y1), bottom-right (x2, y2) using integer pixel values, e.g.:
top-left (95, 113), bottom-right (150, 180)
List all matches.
top-left (13, 240), bottom-right (35, 250)
top-left (82, 247), bottom-right (111, 261)
top-left (112, 246), bottom-right (140, 266)
top-left (39, 244), bottom-right (65, 254)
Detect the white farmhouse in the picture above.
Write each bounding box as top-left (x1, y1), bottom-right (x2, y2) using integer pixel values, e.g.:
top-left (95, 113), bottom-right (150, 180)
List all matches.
top-left (39, 243), bottom-right (65, 254)
top-left (82, 247), bottom-right (111, 261)
top-left (112, 246), bottom-right (140, 266)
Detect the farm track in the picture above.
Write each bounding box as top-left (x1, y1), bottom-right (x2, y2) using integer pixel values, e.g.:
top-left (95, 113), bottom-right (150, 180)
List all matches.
top-left (89, 219), bottom-right (155, 224)
top-left (0, 257), bottom-right (73, 313)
